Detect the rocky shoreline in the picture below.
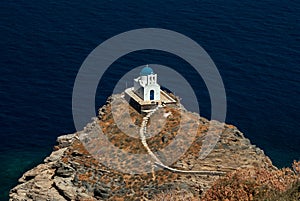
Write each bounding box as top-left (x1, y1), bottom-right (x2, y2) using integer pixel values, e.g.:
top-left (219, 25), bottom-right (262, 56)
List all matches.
top-left (9, 94), bottom-right (277, 200)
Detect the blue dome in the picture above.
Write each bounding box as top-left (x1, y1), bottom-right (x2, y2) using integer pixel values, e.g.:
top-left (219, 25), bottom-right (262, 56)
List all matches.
top-left (140, 66), bottom-right (154, 76)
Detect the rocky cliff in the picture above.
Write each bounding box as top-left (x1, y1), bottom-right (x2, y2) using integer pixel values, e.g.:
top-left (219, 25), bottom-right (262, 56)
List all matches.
top-left (9, 93), bottom-right (276, 201)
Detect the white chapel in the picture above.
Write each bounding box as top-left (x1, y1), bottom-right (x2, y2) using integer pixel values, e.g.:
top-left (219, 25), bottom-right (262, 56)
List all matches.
top-left (124, 65), bottom-right (176, 113)
top-left (133, 65), bottom-right (161, 101)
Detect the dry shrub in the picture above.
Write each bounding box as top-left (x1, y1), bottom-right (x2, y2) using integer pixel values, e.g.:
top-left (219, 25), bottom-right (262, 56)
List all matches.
top-left (152, 190), bottom-right (200, 201)
top-left (202, 161), bottom-right (300, 201)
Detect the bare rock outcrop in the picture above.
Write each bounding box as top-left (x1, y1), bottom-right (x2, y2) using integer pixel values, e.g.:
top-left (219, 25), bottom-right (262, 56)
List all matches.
top-left (9, 94), bottom-right (276, 200)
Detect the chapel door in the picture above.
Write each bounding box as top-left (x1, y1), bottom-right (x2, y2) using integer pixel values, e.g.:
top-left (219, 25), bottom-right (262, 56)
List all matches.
top-left (150, 90), bottom-right (154, 100)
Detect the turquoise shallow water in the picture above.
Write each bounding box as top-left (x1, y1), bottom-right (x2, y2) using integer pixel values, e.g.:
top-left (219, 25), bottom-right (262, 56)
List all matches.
top-left (1, 0), bottom-right (300, 200)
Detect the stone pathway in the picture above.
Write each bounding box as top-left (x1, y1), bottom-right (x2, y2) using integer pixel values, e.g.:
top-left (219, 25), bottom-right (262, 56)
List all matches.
top-left (139, 105), bottom-right (225, 176)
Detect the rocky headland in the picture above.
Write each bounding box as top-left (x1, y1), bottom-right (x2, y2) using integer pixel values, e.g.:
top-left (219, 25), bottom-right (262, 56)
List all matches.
top-left (9, 93), bottom-right (299, 200)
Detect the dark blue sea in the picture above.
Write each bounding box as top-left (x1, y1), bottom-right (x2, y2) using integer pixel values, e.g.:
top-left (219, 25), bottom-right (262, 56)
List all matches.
top-left (1, 0), bottom-right (299, 199)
